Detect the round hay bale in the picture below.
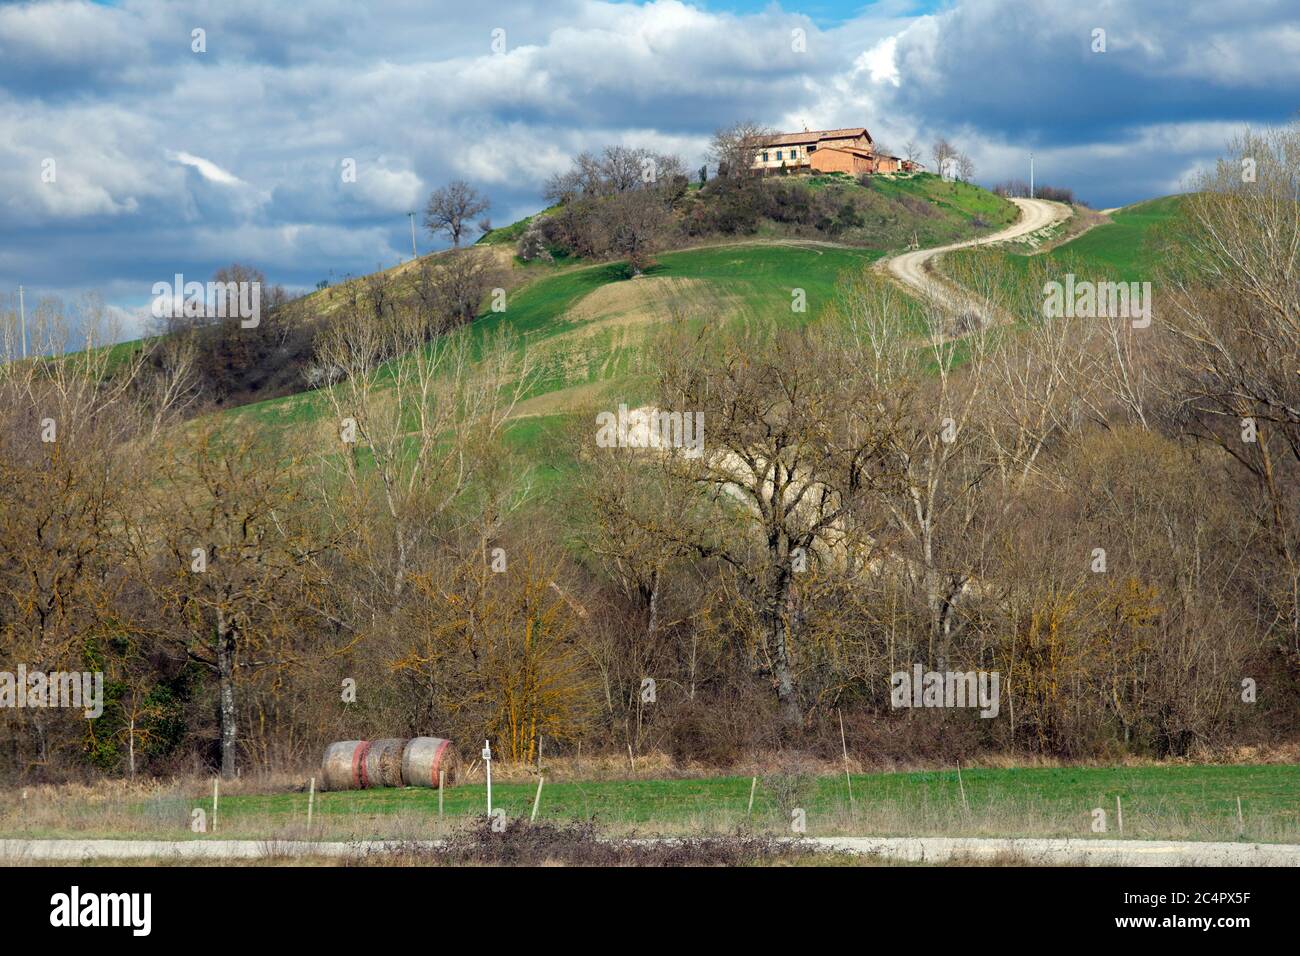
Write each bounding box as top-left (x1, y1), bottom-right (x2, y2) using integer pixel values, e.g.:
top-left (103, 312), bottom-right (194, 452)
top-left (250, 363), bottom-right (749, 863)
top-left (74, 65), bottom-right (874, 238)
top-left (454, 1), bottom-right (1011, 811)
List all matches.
top-left (401, 737), bottom-right (460, 788)
top-left (365, 737), bottom-right (408, 789)
top-left (321, 740), bottom-right (367, 791)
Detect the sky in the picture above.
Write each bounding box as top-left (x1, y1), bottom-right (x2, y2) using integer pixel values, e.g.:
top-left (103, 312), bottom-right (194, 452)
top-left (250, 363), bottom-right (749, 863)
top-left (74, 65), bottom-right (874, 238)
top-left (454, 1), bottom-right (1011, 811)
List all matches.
top-left (1, 0), bottom-right (1297, 340)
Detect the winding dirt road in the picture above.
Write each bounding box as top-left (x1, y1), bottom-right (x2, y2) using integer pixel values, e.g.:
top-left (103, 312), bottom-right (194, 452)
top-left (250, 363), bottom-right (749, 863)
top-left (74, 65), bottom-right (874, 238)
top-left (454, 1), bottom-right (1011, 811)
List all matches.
top-left (879, 197), bottom-right (1072, 316)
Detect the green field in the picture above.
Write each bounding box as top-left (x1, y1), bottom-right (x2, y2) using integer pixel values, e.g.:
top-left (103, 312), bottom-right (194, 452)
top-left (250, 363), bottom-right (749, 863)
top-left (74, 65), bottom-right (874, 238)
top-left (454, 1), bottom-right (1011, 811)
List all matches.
top-left (944, 194), bottom-right (1185, 287)
top-left (868, 172), bottom-right (1018, 227)
top-left (72, 173), bottom-right (1016, 443)
top-left (10, 763), bottom-right (1295, 843)
top-left (227, 242), bottom-right (879, 433)
top-left (1046, 195), bottom-right (1184, 280)
top-left (221, 764), bottom-right (1300, 841)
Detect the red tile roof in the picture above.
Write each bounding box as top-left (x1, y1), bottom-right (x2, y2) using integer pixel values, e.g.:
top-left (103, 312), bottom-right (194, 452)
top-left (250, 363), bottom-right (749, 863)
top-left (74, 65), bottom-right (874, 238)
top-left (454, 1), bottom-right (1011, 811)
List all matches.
top-left (753, 126), bottom-right (873, 147)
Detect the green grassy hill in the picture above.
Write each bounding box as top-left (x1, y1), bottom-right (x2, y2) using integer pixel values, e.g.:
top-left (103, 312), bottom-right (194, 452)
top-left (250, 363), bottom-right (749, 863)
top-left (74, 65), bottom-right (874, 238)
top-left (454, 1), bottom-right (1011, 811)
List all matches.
top-left (942, 194), bottom-right (1185, 285)
top-left (1045, 195), bottom-right (1183, 279)
top-left (65, 174), bottom-right (1031, 507)
top-left (226, 174), bottom-right (1017, 435)
top-left (228, 241), bottom-right (880, 500)
top-left (87, 174), bottom-right (1013, 414)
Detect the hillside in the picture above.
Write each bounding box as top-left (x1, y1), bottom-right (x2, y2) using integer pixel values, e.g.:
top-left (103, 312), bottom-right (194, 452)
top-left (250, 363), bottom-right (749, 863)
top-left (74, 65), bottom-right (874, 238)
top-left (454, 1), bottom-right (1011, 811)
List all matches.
top-left (1040, 194), bottom-right (1183, 279)
top-left (223, 173), bottom-right (1017, 431)
top-left (939, 194), bottom-right (1184, 284)
top-left (71, 173), bottom-right (1013, 427)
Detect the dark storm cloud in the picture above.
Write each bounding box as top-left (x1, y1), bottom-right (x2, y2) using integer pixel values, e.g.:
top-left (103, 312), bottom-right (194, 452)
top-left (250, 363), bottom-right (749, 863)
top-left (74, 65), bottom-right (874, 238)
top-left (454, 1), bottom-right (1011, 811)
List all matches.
top-left (887, 0), bottom-right (1300, 141)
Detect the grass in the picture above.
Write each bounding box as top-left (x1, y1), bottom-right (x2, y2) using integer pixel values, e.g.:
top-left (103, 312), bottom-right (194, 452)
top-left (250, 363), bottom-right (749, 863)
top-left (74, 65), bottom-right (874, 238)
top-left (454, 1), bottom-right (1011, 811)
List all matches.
top-left (66, 174), bottom-right (1012, 442)
top-left (654, 242), bottom-right (877, 317)
top-left (943, 194), bottom-right (1186, 288)
top-left (475, 204), bottom-right (562, 247)
top-left (1043, 195), bottom-right (1184, 280)
top-left (223, 242), bottom-right (878, 434)
top-left (7, 762), bottom-right (1296, 844)
top-left (202, 179), bottom-right (1029, 506)
top-left (869, 173), bottom-right (1017, 227)
top-left (762, 172), bottom-right (1018, 251)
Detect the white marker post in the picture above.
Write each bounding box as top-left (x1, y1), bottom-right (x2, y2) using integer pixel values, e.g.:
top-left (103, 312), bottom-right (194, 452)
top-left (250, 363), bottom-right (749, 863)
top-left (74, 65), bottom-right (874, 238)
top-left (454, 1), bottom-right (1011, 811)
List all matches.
top-left (838, 709), bottom-right (854, 809)
top-left (307, 776), bottom-right (315, 828)
top-left (18, 285), bottom-right (27, 361)
top-left (531, 776), bottom-right (544, 823)
top-left (212, 778), bottom-right (220, 833)
top-left (482, 740), bottom-right (493, 818)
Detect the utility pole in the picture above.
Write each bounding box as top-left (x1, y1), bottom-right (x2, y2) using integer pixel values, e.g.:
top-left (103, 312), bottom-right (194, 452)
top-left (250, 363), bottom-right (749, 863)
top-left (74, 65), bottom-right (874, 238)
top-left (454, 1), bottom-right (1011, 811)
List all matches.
top-left (408, 212), bottom-right (418, 262)
top-left (18, 285), bottom-right (27, 360)
top-left (1029, 153), bottom-right (1034, 199)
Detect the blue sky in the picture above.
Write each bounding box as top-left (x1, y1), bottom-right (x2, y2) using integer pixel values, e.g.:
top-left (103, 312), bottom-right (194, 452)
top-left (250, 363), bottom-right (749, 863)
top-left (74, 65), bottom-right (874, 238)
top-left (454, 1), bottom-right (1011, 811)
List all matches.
top-left (2, 0), bottom-right (1298, 340)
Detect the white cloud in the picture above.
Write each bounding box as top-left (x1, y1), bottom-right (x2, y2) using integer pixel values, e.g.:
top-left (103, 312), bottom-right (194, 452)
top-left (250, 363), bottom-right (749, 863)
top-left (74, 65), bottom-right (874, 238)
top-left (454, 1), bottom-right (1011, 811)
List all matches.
top-left (860, 36), bottom-right (900, 86)
top-left (353, 162), bottom-right (424, 212)
top-left (169, 151), bottom-right (246, 187)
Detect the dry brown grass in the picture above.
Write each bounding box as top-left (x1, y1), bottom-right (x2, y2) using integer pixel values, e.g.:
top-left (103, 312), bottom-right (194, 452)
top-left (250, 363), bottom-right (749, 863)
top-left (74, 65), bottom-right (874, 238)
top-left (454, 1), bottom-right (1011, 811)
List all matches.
top-left (562, 276), bottom-right (738, 331)
top-left (473, 741), bottom-right (1300, 782)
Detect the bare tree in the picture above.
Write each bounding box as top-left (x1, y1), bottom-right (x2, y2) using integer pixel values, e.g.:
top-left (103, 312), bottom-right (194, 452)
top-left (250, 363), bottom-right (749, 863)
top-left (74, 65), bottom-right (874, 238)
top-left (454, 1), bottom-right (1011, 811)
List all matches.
top-left (631, 324), bottom-right (897, 726)
top-left (0, 296), bottom-right (193, 773)
top-left (545, 146), bottom-right (686, 204)
top-left (1160, 121), bottom-right (1300, 655)
top-left (957, 152), bottom-right (976, 182)
top-left (414, 248), bottom-right (502, 327)
top-left (424, 180), bottom-right (490, 247)
top-left (313, 305), bottom-right (535, 607)
top-left (599, 145), bottom-right (650, 193)
top-left (150, 422), bottom-right (332, 778)
top-left (827, 271), bottom-right (998, 659)
top-left (607, 188), bottom-right (672, 276)
top-left (932, 138), bottom-right (958, 178)
top-left (709, 120), bottom-right (772, 179)
top-left (827, 253), bottom-right (1104, 662)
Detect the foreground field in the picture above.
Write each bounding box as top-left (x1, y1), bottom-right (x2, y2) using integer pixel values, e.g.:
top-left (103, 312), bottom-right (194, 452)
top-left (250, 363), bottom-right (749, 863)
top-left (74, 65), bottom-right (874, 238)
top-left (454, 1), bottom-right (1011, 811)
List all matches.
top-left (6, 763), bottom-right (1296, 845)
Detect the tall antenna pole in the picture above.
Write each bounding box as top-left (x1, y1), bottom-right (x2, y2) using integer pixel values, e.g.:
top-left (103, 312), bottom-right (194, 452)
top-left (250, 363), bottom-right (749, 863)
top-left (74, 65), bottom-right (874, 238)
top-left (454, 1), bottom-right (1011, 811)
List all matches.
top-left (408, 212), bottom-right (418, 262)
top-left (18, 285), bottom-right (27, 360)
top-left (1029, 153), bottom-right (1034, 199)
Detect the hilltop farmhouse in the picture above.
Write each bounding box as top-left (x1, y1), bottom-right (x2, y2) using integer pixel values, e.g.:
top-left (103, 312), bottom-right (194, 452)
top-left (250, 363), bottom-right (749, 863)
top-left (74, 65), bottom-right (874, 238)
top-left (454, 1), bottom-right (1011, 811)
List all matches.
top-left (748, 126), bottom-right (918, 176)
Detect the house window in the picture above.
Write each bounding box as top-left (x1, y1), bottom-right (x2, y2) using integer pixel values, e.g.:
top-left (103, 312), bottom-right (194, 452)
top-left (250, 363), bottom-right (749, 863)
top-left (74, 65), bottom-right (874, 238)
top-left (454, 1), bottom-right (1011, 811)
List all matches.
top-left (776, 150), bottom-right (783, 160)
top-left (761, 152), bottom-right (768, 162)
top-left (790, 147), bottom-right (799, 158)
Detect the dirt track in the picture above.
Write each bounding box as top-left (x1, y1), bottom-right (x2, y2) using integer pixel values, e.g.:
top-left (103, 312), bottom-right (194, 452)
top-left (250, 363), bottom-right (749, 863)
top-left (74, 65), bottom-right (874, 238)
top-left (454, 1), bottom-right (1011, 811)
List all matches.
top-left (879, 196), bottom-right (1072, 314)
